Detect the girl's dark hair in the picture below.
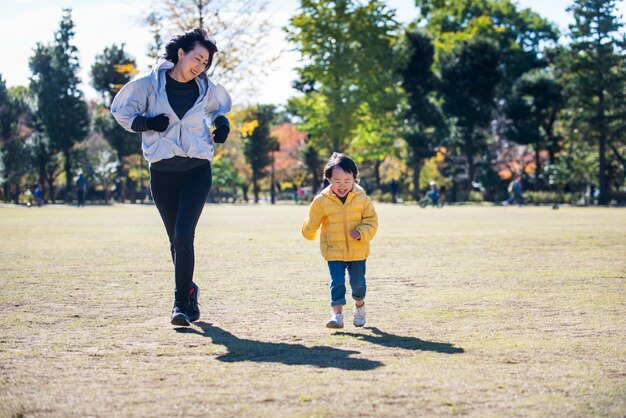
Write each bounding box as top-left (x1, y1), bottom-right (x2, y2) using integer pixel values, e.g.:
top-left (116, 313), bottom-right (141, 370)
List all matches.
top-left (323, 152), bottom-right (359, 182)
top-left (162, 28), bottom-right (218, 71)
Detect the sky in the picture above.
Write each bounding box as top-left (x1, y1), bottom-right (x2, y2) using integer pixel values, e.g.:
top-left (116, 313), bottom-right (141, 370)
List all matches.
top-left (1, 0), bottom-right (625, 105)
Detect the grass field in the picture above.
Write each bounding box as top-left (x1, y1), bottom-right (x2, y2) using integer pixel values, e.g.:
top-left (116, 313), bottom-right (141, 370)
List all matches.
top-left (0, 203), bottom-right (625, 417)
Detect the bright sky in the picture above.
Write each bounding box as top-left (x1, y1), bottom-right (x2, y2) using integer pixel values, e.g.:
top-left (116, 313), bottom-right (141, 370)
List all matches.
top-left (1, 0), bottom-right (624, 105)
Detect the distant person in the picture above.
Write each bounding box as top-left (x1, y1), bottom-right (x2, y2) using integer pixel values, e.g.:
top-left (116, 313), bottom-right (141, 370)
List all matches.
top-left (302, 153), bottom-right (378, 329)
top-left (34, 184), bottom-right (43, 207)
top-left (75, 172), bottom-right (87, 207)
top-left (390, 179), bottom-right (399, 203)
top-left (24, 187), bottom-right (34, 207)
top-left (427, 181), bottom-right (440, 207)
top-left (111, 28), bottom-right (232, 326)
top-left (114, 177), bottom-right (122, 202)
top-left (503, 173), bottom-right (524, 207)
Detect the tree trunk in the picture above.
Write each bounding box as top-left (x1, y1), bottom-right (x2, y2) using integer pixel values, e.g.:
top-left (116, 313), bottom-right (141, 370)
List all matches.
top-left (466, 152), bottom-right (475, 193)
top-left (64, 150), bottom-right (72, 203)
top-left (117, 148), bottom-right (125, 202)
top-left (598, 91), bottom-right (608, 205)
top-left (252, 172), bottom-right (259, 203)
top-left (598, 135), bottom-right (608, 204)
top-left (374, 158), bottom-right (382, 191)
top-left (47, 178), bottom-right (56, 203)
top-left (535, 140), bottom-right (541, 191)
top-left (411, 156), bottom-right (423, 201)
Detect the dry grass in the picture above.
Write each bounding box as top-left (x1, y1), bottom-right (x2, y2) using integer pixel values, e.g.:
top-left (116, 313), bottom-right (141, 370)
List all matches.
top-left (0, 203), bottom-right (624, 417)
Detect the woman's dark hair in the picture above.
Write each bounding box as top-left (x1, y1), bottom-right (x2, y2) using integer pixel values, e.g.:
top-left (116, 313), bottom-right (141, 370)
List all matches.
top-left (162, 28), bottom-right (218, 71)
top-left (323, 152), bottom-right (359, 182)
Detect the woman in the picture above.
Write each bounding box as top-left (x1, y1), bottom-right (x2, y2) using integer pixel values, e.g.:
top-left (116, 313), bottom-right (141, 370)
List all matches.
top-left (111, 28), bottom-right (232, 326)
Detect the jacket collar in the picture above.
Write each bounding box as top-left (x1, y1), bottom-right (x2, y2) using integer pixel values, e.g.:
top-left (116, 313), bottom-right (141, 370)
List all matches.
top-left (151, 58), bottom-right (211, 120)
top-left (321, 183), bottom-right (365, 204)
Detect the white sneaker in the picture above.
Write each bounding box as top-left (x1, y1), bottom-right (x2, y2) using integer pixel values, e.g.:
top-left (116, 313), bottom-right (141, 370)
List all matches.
top-left (353, 306), bottom-right (366, 327)
top-left (326, 313), bottom-right (344, 329)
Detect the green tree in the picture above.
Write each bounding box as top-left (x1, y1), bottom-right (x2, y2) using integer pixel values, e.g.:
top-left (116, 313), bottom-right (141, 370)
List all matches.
top-left (506, 70), bottom-right (564, 189)
top-left (0, 78), bottom-right (34, 202)
top-left (90, 44), bottom-right (140, 201)
top-left (440, 38), bottom-right (501, 190)
top-left (241, 105), bottom-right (278, 203)
top-left (560, 0), bottom-right (626, 204)
top-left (29, 8), bottom-right (90, 202)
top-left (416, 0), bottom-right (559, 95)
top-left (398, 30), bottom-right (446, 200)
top-left (90, 44), bottom-right (138, 107)
top-left (286, 0), bottom-right (401, 154)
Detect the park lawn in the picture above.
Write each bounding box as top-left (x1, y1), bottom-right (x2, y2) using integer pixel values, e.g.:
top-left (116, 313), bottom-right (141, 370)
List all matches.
top-left (0, 203), bottom-right (624, 417)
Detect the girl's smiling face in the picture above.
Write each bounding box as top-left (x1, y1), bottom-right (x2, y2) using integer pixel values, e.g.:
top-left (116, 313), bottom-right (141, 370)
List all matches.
top-left (329, 167), bottom-right (355, 198)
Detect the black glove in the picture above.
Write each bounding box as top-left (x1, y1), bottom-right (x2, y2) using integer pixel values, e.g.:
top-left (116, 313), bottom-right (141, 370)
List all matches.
top-left (212, 115), bottom-right (230, 143)
top-left (146, 114), bottom-right (169, 132)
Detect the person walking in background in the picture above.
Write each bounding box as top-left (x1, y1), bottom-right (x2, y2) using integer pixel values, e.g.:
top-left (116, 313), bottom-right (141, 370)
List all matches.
top-left (75, 171), bottom-right (87, 207)
top-left (111, 28), bottom-right (232, 326)
top-left (302, 153), bottom-right (378, 329)
top-left (503, 173), bottom-right (524, 207)
top-left (33, 184), bottom-right (43, 207)
top-left (427, 181), bottom-right (440, 207)
top-left (390, 179), bottom-right (399, 203)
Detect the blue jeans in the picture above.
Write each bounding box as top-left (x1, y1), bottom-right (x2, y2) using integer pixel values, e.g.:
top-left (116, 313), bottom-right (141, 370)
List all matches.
top-left (327, 260), bottom-right (367, 306)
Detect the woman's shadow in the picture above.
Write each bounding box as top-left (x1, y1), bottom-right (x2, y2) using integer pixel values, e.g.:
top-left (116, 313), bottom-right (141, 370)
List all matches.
top-left (334, 327), bottom-right (464, 354)
top-left (176, 321), bottom-right (383, 371)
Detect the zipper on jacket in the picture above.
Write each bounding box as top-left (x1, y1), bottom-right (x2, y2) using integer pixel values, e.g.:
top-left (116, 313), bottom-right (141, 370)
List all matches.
top-left (341, 199), bottom-right (350, 260)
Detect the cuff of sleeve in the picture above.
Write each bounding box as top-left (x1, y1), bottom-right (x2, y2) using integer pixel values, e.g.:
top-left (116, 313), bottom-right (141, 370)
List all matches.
top-left (131, 115), bottom-right (149, 132)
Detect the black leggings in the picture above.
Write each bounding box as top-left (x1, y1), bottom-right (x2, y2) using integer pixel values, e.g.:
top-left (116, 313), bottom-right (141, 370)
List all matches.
top-left (150, 162), bottom-right (212, 304)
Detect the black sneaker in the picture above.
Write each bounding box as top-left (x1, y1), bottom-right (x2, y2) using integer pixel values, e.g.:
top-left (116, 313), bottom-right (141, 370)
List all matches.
top-left (188, 283), bottom-right (200, 322)
top-left (171, 303), bottom-right (190, 326)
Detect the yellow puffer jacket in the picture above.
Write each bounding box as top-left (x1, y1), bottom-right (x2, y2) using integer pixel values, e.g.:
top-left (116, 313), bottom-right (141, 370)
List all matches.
top-left (302, 184), bottom-right (378, 261)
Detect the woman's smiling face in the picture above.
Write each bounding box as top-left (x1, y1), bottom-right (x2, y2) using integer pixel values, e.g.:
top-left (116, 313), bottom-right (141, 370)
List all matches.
top-left (329, 166), bottom-right (355, 198)
top-left (176, 43), bottom-right (210, 81)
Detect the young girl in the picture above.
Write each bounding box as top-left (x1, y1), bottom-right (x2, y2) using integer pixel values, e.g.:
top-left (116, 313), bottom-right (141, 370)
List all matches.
top-left (111, 28), bottom-right (232, 326)
top-left (302, 153), bottom-right (378, 328)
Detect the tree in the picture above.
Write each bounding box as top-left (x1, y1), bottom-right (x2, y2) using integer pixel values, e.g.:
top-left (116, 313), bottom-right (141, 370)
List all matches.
top-left (271, 122), bottom-right (308, 187)
top-left (0, 78), bottom-right (34, 202)
top-left (301, 142), bottom-right (322, 195)
top-left (440, 38), bottom-right (501, 191)
top-left (560, 0), bottom-right (626, 204)
top-left (398, 30), bottom-right (446, 200)
top-left (286, 0), bottom-right (401, 154)
top-left (29, 8), bottom-right (90, 202)
top-left (90, 44), bottom-right (140, 201)
top-left (241, 105), bottom-right (278, 203)
top-left (416, 0), bottom-right (559, 96)
top-left (506, 70), bottom-right (564, 189)
top-left (146, 0), bottom-right (275, 87)
top-left (90, 44), bottom-right (138, 107)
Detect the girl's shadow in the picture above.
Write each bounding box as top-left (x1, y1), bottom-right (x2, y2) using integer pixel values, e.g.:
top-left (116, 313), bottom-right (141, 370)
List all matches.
top-left (334, 327), bottom-right (464, 354)
top-left (175, 321), bottom-right (383, 370)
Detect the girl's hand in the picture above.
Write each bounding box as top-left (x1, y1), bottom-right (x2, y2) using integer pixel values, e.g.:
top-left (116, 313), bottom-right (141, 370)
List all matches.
top-left (350, 230), bottom-right (361, 240)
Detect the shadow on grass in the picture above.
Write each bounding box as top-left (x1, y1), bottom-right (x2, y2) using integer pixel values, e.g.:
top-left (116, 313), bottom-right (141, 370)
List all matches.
top-left (175, 321), bottom-right (383, 370)
top-left (334, 327), bottom-right (464, 354)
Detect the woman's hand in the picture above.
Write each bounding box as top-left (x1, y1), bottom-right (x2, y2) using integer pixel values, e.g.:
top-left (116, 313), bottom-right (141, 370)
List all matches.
top-left (146, 114), bottom-right (169, 132)
top-left (350, 230), bottom-right (361, 240)
top-left (212, 115), bottom-right (230, 143)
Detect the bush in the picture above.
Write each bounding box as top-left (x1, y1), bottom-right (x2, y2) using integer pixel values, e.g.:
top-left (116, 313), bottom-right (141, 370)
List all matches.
top-left (371, 190), bottom-right (394, 203)
top-left (524, 191), bottom-right (573, 204)
top-left (468, 191), bottom-right (484, 202)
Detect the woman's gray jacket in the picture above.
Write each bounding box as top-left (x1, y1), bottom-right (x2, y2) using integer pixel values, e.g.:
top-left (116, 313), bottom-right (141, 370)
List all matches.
top-left (111, 58), bottom-right (232, 163)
